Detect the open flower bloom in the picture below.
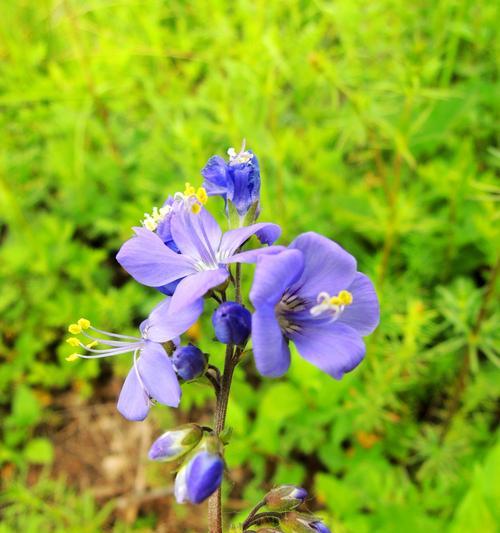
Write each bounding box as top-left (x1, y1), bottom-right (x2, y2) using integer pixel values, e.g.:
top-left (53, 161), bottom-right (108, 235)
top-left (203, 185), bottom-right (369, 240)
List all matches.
top-left (201, 141), bottom-right (260, 218)
top-left (250, 232), bottom-right (380, 379)
top-left (117, 193), bottom-right (281, 315)
top-left (66, 298), bottom-right (202, 421)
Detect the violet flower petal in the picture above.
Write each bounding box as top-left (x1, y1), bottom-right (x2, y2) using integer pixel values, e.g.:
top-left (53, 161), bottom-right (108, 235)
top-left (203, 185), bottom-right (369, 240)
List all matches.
top-left (170, 209), bottom-right (220, 266)
top-left (219, 223), bottom-right (281, 258)
top-left (252, 305), bottom-right (291, 377)
top-left (290, 321), bottom-right (365, 380)
top-left (116, 227), bottom-right (196, 287)
top-left (221, 245), bottom-right (286, 265)
top-left (169, 268), bottom-right (229, 314)
top-left (339, 272), bottom-right (380, 336)
top-left (139, 342), bottom-right (181, 407)
top-left (289, 232), bottom-right (357, 299)
top-left (117, 367), bottom-right (150, 421)
top-left (250, 249), bottom-right (305, 306)
top-left (201, 155), bottom-right (232, 197)
top-left (141, 297), bottom-right (204, 343)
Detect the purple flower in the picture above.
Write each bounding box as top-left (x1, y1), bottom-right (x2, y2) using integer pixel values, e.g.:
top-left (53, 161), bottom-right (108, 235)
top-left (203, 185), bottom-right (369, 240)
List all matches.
top-left (250, 232), bottom-right (380, 379)
top-left (66, 298), bottom-right (202, 421)
top-left (212, 301), bottom-right (252, 345)
top-left (117, 198), bottom-right (282, 318)
top-left (148, 424), bottom-right (203, 462)
top-left (175, 450), bottom-right (224, 504)
top-left (201, 141), bottom-right (261, 218)
top-left (172, 345), bottom-right (207, 381)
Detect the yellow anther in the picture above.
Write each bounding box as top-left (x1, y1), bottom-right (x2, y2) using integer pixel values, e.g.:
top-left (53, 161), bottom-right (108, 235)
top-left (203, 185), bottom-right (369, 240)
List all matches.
top-left (65, 353), bottom-right (80, 362)
top-left (196, 187), bottom-right (208, 205)
top-left (330, 296), bottom-right (342, 305)
top-left (338, 290), bottom-right (353, 305)
top-left (66, 337), bottom-right (80, 347)
top-left (68, 323), bottom-right (82, 334)
top-left (78, 318), bottom-right (91, 329)
top-left (86, 340), bottom-right (98, 349)
top-left (184, 182), bottom-right (196, 196)
top-left (191, 203), bottom-right (202, 214)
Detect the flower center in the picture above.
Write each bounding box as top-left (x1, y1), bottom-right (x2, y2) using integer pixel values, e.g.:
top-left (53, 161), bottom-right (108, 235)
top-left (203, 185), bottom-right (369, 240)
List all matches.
top-left (227, 139), bottom-right (253, 165)
top-left (142, 183), bottom-right (208, 231)
top-left (276, 292), bottom-right (307, 334)
top-left (310, 290), bottom-right (353, 319)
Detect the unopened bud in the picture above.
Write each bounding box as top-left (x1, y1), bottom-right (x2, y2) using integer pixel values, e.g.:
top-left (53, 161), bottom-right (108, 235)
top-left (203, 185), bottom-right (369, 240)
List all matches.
top-left (175, 449), bottom-right (224, 504)
top-left (148, 424), bottom-right (203, 462)
top-left (281, 513), bottom-right (331, 533)
top-left (265, 485), bottom-right (308, 512)
top-left (172, 345), bottom-right (207, 381)
top-left (212, 301), bottom-right (251, 345)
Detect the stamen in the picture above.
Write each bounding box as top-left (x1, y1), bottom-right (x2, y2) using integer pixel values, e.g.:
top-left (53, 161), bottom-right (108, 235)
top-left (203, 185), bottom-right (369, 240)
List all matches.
top-left (227, 139), bottom-right (253, 165)
top-left (141, 204), bottom-right (173, 232)
top-left (76, 318), bottom-right (89, 330)
top-left (87, 325), bottom-right (140, 341)
top-left (65, 321), bottom-right (145, 363)
top-left (66, 337), bottom-right (80, 347)
top-left (310, 290), bottom-right (353, 319)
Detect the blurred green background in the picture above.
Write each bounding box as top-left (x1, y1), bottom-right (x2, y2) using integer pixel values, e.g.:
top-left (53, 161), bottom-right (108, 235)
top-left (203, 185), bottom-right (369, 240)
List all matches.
top-left (1, 0), bottom-right (499, 531)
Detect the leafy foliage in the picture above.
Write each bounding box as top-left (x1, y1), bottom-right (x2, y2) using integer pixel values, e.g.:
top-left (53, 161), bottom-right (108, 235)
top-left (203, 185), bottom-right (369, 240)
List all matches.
top-left (0, 0), bottom-right (498, 531)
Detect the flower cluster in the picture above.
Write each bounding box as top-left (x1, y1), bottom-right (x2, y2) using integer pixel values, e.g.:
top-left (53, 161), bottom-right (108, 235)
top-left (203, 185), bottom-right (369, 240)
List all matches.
top-left (66, 143), bottom-right (379, 530)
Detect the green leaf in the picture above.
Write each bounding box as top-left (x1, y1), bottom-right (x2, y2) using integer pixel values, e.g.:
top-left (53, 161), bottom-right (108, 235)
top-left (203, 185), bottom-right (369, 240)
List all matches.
top-left (24, 438), bottom-right (54, 465)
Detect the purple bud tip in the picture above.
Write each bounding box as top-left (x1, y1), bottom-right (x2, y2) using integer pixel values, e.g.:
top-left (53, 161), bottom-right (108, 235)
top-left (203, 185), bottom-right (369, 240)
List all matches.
top-left (312, 522), bottom-right (331, 533)
top-left (148, 425), bottom-right (203, 462)
top-left (172, 345), bottom-right (206, 381)
top-left (212, 301), bottom-right (252, 345)
top-left (265, 485), bottom-right (308, 512)
top-left (294, 487), bottom-right (308, 501)
top-left (148, 433), bottom-right (176, 460)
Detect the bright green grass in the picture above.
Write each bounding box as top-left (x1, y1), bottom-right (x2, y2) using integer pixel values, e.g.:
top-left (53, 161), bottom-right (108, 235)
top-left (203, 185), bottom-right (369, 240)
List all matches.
top-left (0, 1), bottom-right (498, 531)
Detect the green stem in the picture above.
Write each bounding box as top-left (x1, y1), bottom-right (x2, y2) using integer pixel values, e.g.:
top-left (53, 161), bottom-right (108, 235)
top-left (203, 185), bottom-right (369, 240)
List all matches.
top-left (208, 252), bottom-right (245, 532)
top-left (241, 500), bottom-right (266, 530)
top-left (207, 344), bottom-right (237, 532)
top-left (235, 263), bottom-right (242, 304)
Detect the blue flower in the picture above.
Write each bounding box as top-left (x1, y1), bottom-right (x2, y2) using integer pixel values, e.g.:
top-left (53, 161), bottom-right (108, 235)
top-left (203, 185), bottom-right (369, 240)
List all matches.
top-left (65, 298), bottom-right (202, 421)
top-left (117, 187), bottom-right (282, 322)
top-left (172, 345), bottom-right (207, 381)
top-left (212, 301), bottom-right (252, 345)
top-left (175, 450), bottom-right (224, 504)
top-left (201, 141), bottom-right (261, 218)
top-left (250, 232), bottom-right (380, 379)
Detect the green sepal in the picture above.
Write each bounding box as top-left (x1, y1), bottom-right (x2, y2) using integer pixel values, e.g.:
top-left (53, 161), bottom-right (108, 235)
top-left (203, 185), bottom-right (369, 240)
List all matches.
top-left (219, 426), bottom-right (233, 445)
top-left (227, 199), bottom-right (240, 229)
top-left (242, 200), bottom-right (260, 226)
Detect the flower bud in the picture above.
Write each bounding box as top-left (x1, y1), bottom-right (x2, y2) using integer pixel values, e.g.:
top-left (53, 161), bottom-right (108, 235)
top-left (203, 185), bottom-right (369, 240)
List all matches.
top-left (212, 301), bottom-right (251, 345)
top-left (148, 424), bottom-right (203, 462)
top-left (281, 513), bottom-right (331, 533)
top-left (265, 485), bottom-right (308, 512)
top-left (174, 449), bottom-right (224, 504)
top-left (172, 345), bottom-right (207, 381)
